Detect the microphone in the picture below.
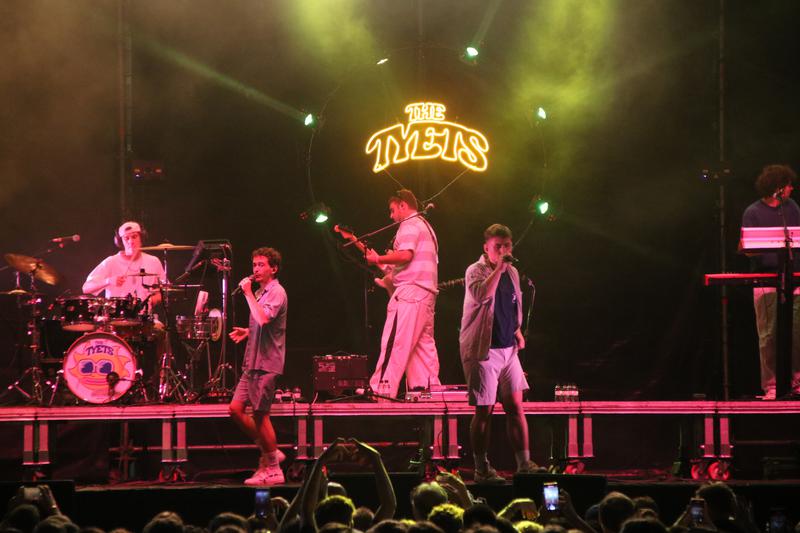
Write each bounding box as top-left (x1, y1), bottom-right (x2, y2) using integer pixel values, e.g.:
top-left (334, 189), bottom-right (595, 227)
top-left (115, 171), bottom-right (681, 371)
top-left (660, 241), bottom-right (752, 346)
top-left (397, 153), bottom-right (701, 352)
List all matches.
top-left (232, 275), bottom-right (255, 295)
top-left (773, 187), bottom-right (787, 199)
top-left (423, 203), bottom-right (436, 211)
top-left (502, 254), bottom-right (519, 264)
top-left (51, 234), bottom-right (80, 244)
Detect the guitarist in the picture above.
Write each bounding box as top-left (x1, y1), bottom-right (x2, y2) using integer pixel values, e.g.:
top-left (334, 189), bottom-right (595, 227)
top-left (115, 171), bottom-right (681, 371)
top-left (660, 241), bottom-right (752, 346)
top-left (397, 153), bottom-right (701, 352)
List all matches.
top-left (365, 189), bottom-right (441, 398)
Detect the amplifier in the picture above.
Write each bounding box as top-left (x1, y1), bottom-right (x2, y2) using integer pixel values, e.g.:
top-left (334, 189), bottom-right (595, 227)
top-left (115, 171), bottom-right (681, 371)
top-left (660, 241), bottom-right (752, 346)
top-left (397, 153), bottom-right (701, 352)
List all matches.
top-left (313, 354), bottom-right (369, 395)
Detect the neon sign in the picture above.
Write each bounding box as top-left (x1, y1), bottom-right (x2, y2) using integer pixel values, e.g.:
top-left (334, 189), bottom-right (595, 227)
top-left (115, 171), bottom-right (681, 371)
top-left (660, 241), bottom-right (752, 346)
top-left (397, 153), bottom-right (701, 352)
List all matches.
top-left (365, 102), bottom-right (489, 173)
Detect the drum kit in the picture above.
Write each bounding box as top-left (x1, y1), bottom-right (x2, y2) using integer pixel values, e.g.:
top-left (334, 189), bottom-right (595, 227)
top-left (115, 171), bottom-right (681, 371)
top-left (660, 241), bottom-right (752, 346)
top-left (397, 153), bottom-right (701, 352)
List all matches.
top-left (1, 242), bottom-right (230, 406)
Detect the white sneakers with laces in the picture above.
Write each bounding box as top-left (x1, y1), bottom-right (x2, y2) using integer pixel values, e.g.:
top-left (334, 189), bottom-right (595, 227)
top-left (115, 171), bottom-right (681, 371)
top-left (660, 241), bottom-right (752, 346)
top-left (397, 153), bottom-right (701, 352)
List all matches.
top-left (244, 466), bottom-right (285, 486)
top-left (243, 448), bottom-right (287, 486)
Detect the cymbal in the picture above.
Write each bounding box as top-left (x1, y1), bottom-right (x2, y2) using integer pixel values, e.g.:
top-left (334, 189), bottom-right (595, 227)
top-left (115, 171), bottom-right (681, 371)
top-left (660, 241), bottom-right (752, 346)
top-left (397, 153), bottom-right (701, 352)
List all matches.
top-left (150, 283), bottom-right (203, 292)
top-left (0, 288), bottom-right (32, 296)
top-left (126, 271), bottom-right (160, 277)
top-left (141, 243), bottom-right (195, 252)
top-left (3, 253), bottom-right (62, 285)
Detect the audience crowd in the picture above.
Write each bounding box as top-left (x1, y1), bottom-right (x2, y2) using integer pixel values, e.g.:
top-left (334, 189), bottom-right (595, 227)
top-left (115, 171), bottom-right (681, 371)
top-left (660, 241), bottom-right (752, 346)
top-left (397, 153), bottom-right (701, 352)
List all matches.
top-left (2, 439), bottom-right (796, 533)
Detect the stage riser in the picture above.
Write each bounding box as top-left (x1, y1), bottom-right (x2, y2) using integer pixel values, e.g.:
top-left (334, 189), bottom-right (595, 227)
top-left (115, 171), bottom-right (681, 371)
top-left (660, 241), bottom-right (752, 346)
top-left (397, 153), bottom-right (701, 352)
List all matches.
top-left (2, 403), bottom-right (799, 483)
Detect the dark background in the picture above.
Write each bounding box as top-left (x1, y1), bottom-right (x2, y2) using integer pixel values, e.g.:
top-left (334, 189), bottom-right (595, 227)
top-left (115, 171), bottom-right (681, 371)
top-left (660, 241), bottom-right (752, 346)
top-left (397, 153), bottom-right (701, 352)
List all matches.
top-left (1, 0), bottom-right (798, 406)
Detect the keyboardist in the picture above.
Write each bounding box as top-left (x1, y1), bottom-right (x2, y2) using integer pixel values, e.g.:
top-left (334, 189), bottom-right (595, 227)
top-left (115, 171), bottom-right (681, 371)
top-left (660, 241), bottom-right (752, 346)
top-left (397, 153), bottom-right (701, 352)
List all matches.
top-left (741, 164), bottom-right (800, 399)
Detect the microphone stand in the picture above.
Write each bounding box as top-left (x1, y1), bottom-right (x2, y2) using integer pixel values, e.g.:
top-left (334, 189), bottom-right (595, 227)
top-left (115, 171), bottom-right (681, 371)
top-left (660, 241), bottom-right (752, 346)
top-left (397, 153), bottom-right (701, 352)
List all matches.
top-left (341, 206), bottom-right (434, 250)
top-left (775, 195), bottom-right (795, 398)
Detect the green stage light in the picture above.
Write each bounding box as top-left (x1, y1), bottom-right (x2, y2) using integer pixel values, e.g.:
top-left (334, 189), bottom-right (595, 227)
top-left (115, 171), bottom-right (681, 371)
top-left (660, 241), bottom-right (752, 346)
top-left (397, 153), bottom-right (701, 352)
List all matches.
top-left (465, 46), bottom-right (479, 58)
top-left (537, 107), bottom-right (547, 120)
top-left (529, 195), bottom-right (552, 218)
top-left (300, 202), bottom-right (330, 224)
top-left (537, 200), bottom-right (549, 215)
top-left (304, 113), bottom-right (316, 127)
top-left (376, 57), bottom-right (389, 65)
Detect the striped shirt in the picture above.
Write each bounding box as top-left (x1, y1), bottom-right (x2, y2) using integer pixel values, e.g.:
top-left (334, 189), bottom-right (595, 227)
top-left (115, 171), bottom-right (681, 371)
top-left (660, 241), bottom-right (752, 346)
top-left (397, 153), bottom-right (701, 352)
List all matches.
top-left (391, 214), bottom-right (438, 293)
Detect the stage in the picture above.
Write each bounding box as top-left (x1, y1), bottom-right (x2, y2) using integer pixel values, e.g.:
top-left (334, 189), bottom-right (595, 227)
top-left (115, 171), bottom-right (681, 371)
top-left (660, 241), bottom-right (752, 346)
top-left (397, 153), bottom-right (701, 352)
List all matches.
top-left (4, 399), bottom-right (799, 484)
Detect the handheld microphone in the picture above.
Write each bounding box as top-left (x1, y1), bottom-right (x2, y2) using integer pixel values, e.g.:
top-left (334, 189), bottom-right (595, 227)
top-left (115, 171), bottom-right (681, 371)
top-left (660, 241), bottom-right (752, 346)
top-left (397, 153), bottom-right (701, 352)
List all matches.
top-left (773, 187), bottom-right (788, 200)
top-left (503, 254), bottom-right (519, 263)
top-left (51, 234), bottom-right (80, 244)
top-left (232, 275), bottom-right (255, 295)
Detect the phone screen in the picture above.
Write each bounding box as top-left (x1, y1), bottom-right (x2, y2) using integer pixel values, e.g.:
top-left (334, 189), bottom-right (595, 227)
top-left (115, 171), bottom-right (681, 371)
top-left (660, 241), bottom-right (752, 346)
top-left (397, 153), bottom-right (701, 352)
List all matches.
top-left (22, 486), bottom-right (40, 502)
top-left (254, 489), bottom-right (271, 519)
top-left (543, 482), bottom-right (559, 511)
top-left (769, 511), bottom-right (787, 533)
top-left (689, 502), bottom-right (704, 523)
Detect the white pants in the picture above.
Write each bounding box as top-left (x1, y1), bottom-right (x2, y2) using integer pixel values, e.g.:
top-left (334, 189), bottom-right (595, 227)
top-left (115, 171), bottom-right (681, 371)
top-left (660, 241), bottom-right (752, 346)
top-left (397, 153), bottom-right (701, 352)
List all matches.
top-left (753, 286), bottom-right (800, 393)
top-left (370, 284), bottom-right (441, 398)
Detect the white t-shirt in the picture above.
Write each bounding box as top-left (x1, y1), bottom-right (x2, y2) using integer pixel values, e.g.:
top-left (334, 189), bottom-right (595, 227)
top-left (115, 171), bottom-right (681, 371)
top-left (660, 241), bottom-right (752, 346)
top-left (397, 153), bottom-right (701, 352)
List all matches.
top-left (83, 252), bottom-right (166, 299)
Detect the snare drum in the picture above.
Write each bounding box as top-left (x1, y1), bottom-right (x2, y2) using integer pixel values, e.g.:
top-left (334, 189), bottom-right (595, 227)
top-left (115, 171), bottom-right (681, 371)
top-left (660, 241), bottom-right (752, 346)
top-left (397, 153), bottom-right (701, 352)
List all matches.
top-left (104, 296), bottom-right (144, 327)
top-left (176, 316), bottom-right (213, 340)
top-left (63, 332), bottom-right (138, 404)
top-left (59, 296), bottom-right (102, 332)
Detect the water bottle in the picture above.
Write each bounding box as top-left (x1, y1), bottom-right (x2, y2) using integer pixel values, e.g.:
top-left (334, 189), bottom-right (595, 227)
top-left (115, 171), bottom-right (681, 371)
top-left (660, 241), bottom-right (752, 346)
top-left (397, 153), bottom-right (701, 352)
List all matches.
top-left (554, 384), bottom-right (566, 402)
top-left (377, 380), bottom-right (391, 402)
top-left (566, 383), bottom-right (580, 402)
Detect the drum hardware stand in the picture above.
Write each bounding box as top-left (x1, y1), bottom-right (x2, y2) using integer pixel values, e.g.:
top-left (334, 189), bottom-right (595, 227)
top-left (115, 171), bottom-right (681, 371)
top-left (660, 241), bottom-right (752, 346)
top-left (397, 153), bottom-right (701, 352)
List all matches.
top-left (149, 282), bottom-right (190, 403)
top-left (5, 274), bottom-right (47, 405)
top-left (114, 369), bottom-right (150, 404)
top-left (206, 254), bottom-right (233, 399)
top-left (204, 362), bottom-right (234, 402)
top-left (180, 338), bottom-right (211, 402)
top-left (157, 345), bottom-right (189, 403)
top-left (47, 370), bottom-right (64, 406)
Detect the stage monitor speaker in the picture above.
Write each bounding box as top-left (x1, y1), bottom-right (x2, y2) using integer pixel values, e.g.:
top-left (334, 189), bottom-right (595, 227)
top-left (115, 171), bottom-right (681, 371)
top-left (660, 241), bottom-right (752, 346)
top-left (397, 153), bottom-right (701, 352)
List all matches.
top-left (513, 473), bottom-right (607, 515)
top-left (313, 354), bottom-right (369, 396)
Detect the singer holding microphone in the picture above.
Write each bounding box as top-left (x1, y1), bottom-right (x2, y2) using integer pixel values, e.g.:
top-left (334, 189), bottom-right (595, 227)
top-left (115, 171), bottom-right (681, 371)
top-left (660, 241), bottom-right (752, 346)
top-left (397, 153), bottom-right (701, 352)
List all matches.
top-left (365, 189), bottom-right (441, 399)
top-left (228, 247), bottom-right (288, 485)
top-left (459, 223), bottom-right (542, 483)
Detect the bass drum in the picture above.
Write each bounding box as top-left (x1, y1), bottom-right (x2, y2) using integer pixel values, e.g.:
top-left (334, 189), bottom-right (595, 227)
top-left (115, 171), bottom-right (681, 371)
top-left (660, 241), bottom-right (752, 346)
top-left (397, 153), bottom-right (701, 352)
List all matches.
top-left (63, 332), bottom-right (138, 404)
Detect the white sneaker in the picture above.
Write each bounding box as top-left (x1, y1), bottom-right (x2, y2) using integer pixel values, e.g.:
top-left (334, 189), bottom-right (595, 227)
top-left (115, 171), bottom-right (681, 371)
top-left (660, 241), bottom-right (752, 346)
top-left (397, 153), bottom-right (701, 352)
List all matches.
top-left (244, 466), bottom-right (285, 486)
top-left (757, 389), bottom-right (776, 400)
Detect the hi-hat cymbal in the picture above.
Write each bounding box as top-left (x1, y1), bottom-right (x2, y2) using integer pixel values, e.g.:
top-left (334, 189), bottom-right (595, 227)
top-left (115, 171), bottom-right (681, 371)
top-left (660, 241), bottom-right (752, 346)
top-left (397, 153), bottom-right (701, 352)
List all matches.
top-left (0, 288), bottom-right (32, 296)
top-left (3, 253), bottom-right (62, 285)
top-left (126, 271), bottom-right (160, 277)
top-left (141, 243), bottom-right (195, 252)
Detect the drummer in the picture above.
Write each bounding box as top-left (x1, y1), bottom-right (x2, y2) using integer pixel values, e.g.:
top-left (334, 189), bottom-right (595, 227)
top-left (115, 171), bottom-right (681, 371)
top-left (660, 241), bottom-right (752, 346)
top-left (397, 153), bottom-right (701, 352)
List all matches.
top-left (82, 221), bottom-right (166, 306)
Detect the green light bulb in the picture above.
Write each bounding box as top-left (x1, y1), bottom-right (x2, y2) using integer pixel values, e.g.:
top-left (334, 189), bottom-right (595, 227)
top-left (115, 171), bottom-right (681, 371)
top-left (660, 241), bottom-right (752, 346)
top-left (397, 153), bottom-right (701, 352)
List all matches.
top-left (538, 201), bottom-right (549, 215)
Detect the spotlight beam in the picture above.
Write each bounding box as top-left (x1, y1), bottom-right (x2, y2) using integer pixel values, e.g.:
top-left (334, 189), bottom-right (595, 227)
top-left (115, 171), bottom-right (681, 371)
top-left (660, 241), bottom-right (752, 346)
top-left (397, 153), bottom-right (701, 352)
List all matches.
top-left (470, 0), bottom-right (503, 49)
top-left (139, 35), bottom-right (306, 122)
